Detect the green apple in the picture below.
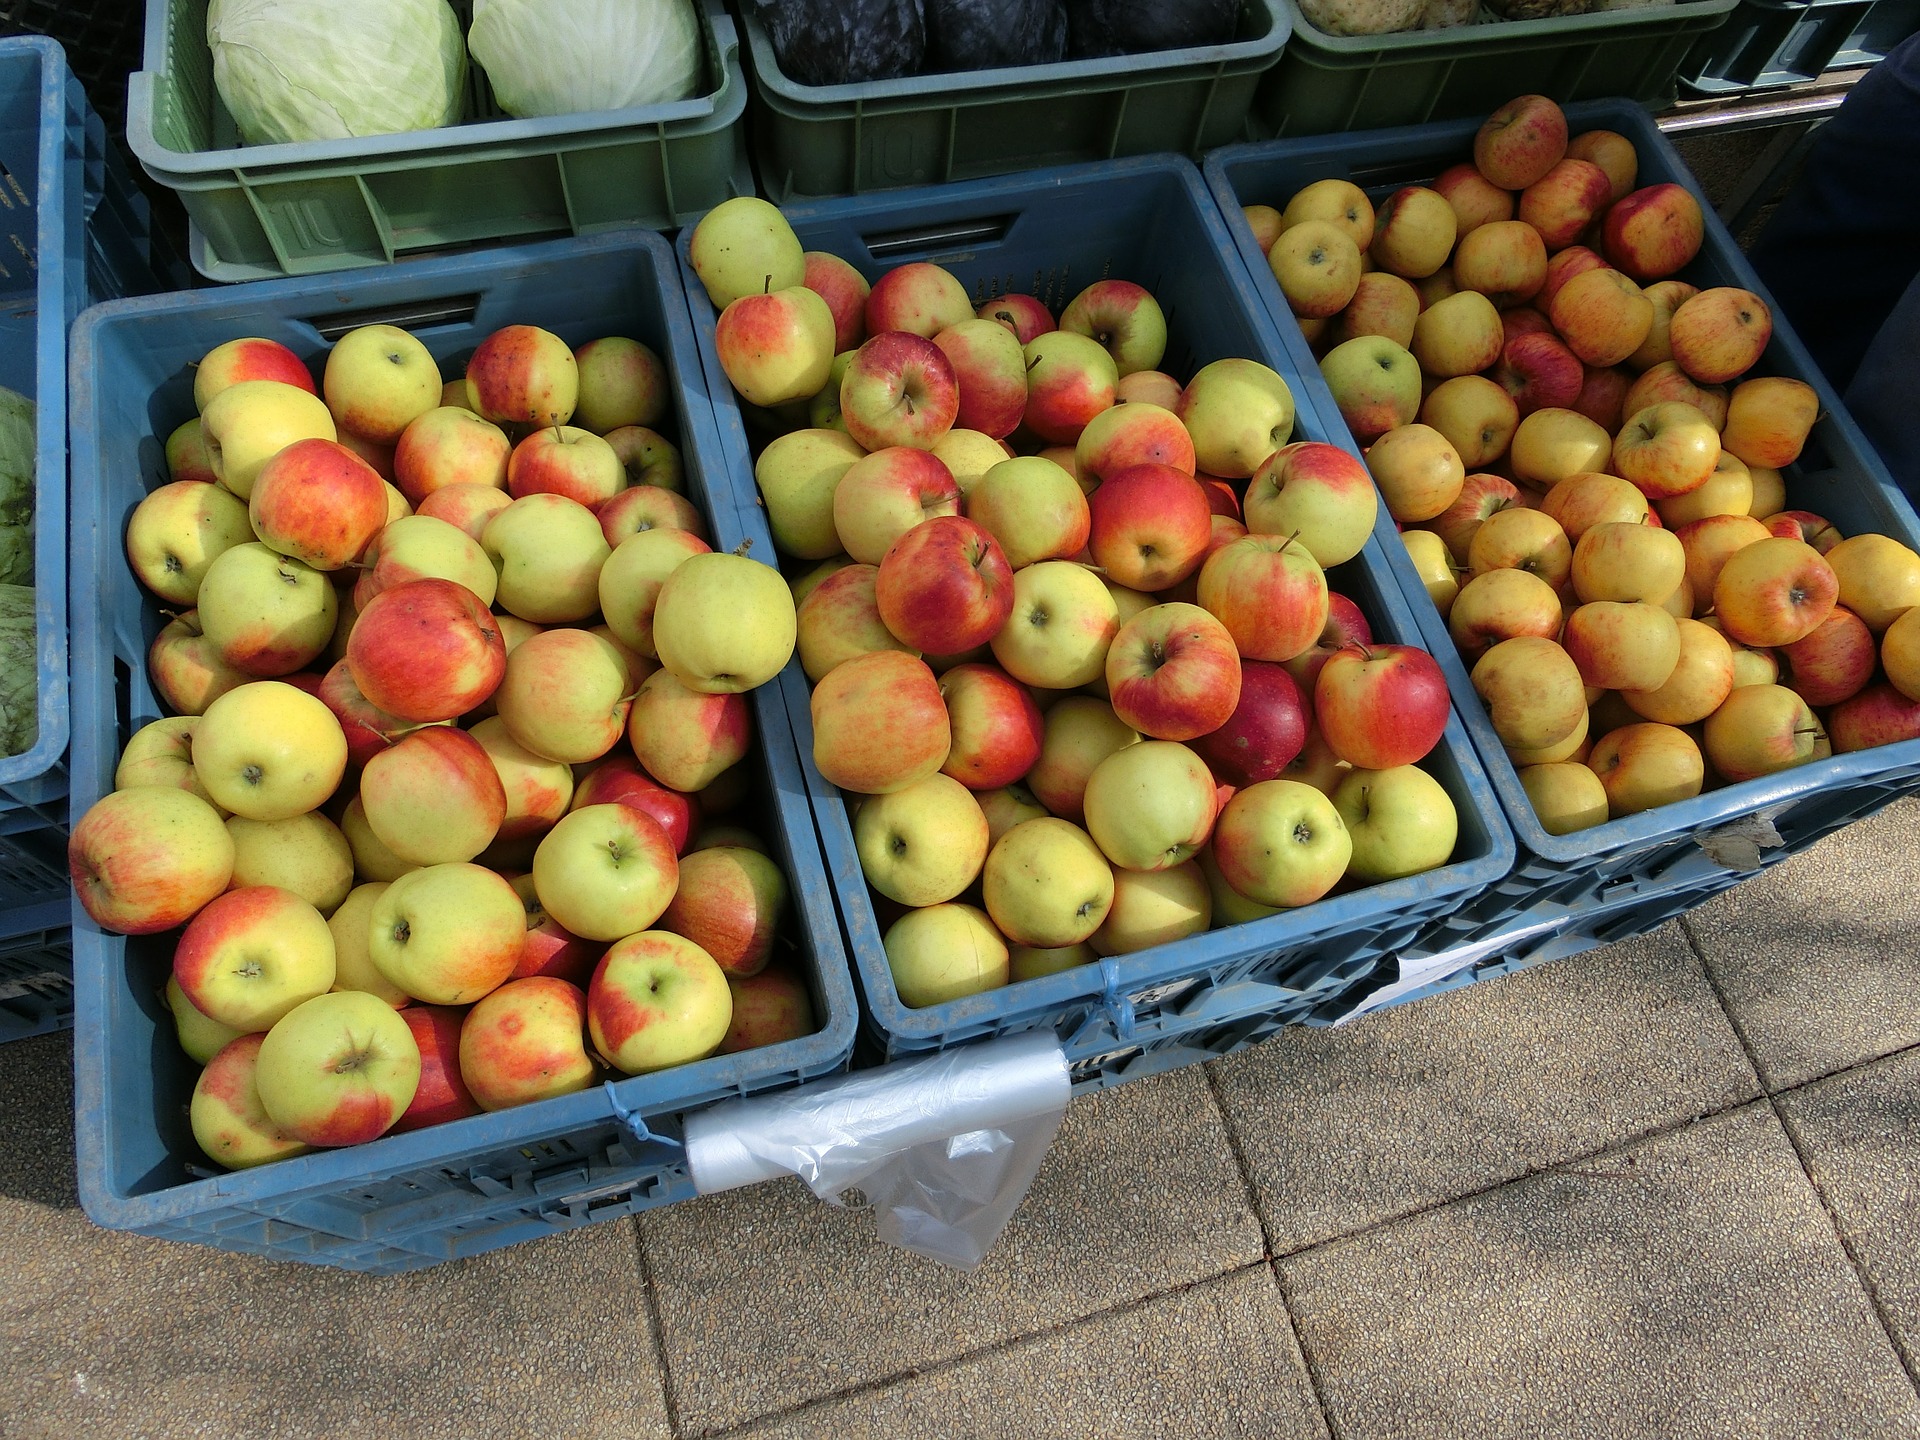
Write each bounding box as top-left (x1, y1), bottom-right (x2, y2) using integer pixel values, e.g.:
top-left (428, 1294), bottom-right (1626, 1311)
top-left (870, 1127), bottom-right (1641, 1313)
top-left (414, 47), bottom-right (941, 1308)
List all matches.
top-left (982, 817), bottom-right (1115, 948)
top-left (1334, 766), bottom-right (1459, 884)
top-left (481, 493), bottom-right (612, 625)
top-left (989, 561), bottom-right (1120, 690)
top-left (124, 478), bottom-right (254, 607)
top-left (1212, 780), bottom-right (1352, 908)
top-left (190, 1033), bottom-right (311, 1169)
top-left (193, 681), bottom-right (348, 822)
top-left (853, 772), bottom-right (990, 907)
top-left (172, 886), bottom-right (336, 1033)
top-left (1198, 846), bottom-right (1279, 926)
top-left (1519, 761), bottom-right (1609, 835)
top-left (884, 903), bottom-right (1010, 1008)
top-left (688, 196), bottom-right (806, 311)
top-left (1009, 942), bottom-right (1097, 981)
top-left (1081, 741), bottom-right (1216, 871)
top-left (196, 542), bottom-right (338, 677)
top-left (369, 862), bottom-right (526, 1004)
top-left (533, 804), bottom-right (680, 942)
top-left (166, 974), bottom-right (245, 1065)
top-left (199, 380), bottom-right (336, 500)
top-left (225, 811), bottom-right (354, 915)
top-left (1176, 358), bottom-right (1295, 479)
top-left (587, 930), bottom-right (733, 1073)
top-left (324, 323), bottom-right (441, 445)
top-left (254, 991), bottom-right (421, 1146)
top-left (1317, 336), bottom-right (1421, 445)
top-left (754, 428), bottom-right (866, 559)
top-left (327, 881), bottom-right (411, 1007)
top-left (652, 552), bottom-right (798, 694)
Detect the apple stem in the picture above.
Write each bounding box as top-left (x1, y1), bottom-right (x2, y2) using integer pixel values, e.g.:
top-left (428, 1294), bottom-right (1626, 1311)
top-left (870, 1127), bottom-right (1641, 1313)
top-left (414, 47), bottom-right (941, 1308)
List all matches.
top-left (763, 275), bottom-right (772, 295)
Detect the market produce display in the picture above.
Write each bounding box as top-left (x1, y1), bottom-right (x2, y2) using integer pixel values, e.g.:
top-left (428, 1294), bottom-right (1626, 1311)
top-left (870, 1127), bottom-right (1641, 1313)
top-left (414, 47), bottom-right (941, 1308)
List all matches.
top-left (1245, 93), bottom-right (1920, 837)
top-left (69, 319), bottom-right (816, 1173)
top-left (686, 194), bottom-right (1466, 1011)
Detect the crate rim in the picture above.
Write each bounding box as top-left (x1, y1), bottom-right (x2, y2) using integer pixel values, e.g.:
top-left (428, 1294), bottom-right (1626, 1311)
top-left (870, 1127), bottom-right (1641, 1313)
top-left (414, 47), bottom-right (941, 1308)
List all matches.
top-left (1202, 96), bottom-right (1920, 869)
top-left (126, 0), bottom-right (746, 178)
top-left (1274, 0), bottom-right (1741, 56)
top-left (674, 149), bottom-right (1518, 1049)
top-left (65, 225), bottom-right (858, 1238)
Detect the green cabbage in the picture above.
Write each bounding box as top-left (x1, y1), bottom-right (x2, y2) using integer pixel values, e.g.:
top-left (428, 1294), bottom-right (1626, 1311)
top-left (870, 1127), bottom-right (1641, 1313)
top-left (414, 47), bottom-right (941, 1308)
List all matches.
top-left (0, 385), bottom-right (31, 587)
top-left (0, 584), bottom-right (36, 758)
top-left (468, 0), bottom-right (703, 119)
top-left (207, 0), bottom-right (468, 145)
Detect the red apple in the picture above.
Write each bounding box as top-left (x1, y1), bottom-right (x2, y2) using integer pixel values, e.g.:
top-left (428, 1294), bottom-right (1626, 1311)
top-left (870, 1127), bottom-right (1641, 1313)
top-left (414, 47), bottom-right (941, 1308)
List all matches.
top-left (317, 660), bottom-right (409, 769)
top-left (1432, 162), bottom-right (1516, 236)
top-left (393, 1005), bottom-right (483, 1132)
top-left (508, 873), bottom-right (607, 985)
top-left (597, 485), bottom-right (707, 549)
top-left (659, 844), bottom-right (789, 978)
top-left (721, 967), bottom-right (815, 1053)
top-left (1767, 510), bottom-right (1843, 553)
top-left (346, 577), bottom-right (507, 723)
top-left (866, 261), bottom-right (973, 338)
top-left (1451, 220), bottom-right (1548, 308)
top-left (247, 438), bottom-right (388, 571)
top-left (1191, 660), bottom-right (1307, 787)
top-left (1474, 95), bottom-right (1569, 190)
top-left (392, 407), bottom-right (511, 505)
top-left (975, 293), bottom-right (1056, 345)
top-left (1074, 401), bottom-right (1196, 483)
top-left (1518, 158), bottom-right (1614, 252)
top-left (804, 250), bottom-right (871, 353)
top-left (1196, 532), bottom-right (1330, 664)
top-left (1572, 364), bottom-right (1631, 433)
top-left (939, 663), bottom-right (1045, 790)
top-left (571, 755), bottom-right (699, 854)
top-left (506, 426), bottom-right (624, 509)
top-left (195, 337), bottom-right (317, 409)
top-left (1669, 288), bottom-right (1773, 385)
top-left (1602, 183), bottom-right (1705, 284)
top-left (1495, 331), bottom-right (1586, 416)
top-left (1104, 602), bottom-right (1242, 742)
top-left (875, 515), bottom-right (1016, 655)
top-left (1314, 643), bottom-right (1451, 769)
top-left (1830, 683), bottom-right (1920, 753)
top-left (1779, 605), bottom-right (1875, 708)
top-left (932, 318), bottom-right (1029, 439)
top-left (1430, 472), bottom-right (1523, 561)
top-left (832, 446), bottom-right (963, 565)
top-left (1086, 462), bottom-right (1213, 592)
top-left (1536, 245), bottom-right (1608, 313)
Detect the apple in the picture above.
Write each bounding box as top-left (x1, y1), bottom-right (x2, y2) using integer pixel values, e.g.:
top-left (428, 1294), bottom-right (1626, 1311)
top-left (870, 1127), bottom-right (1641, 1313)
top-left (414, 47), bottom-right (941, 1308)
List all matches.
top-left (838, 332), bottom-right (961, 452)
top-left (69, 787), bottom-right (234, 935)
top-left (873, 514), bottom-right (1015, 657)
top-left (797, 561), bottom-right (916, 683)
top-left (1562, 601), bottom-right (1681, 692)
top-left (1509, 407), bottom-right (1613, 490)
top-left (317, 660), bottom-right (407, 769)
top-left (489, 627), bottom-right (631, 766)
top-left (1572, 364), bottom-right (1631, 434)
top-left (803, 251), bottom-right (871, 354)
top-left (964, 455), bottom-right (1091, 570)
top-left (386, 1005), bottom-right (481, 1132)
top-left (1677, 513), bottom-right (1770, 604)
top-left (1541, 471), bottom-right (1649, 542)
top-left (1402, 527), bottom-right (1463, 619)
top-left (628, 670), bottom-right (752, 794)
top-left (990, 560), bottom-right (1122, 690)
top-left (1779, 605), bottom-right (1875, 708)
top-left (250, 991), bottom-right (422, 1146)
top-left (226, 811), bottom-right (354, 915)
top-left (1571, 520), bottom-right (1685, 604)
top-left (194, 542), bottom-right (337, 678)
top-left (1495, 331), bottom-right (1585, 418)
top-left (1550, 268), bottom-right (1654, 368)
top-left (881, 903), bottom-right (1009, 1008)
top-left (688, 196), bottom-right (805, 310)
top-left (979, 817), bottom-right (1114, 948)
top-left (1019, 330), bottom-right (1118, 446)
top-left (503, 426), bottom-right (624, 510)
top-left (1468, 506), bottom-right (1572, 589)
top-left (1825, 534), bottom-right (1920, 634)
top-left (722, 966), bottom-right (816, 1053)
top-left (1703, 683), bottom-right (1828, 782)
top-left (716, 284), bottom-right (839, 410)
top-left (597, 526), bottom-right (712, 660)
top-left (1028, 697), bottom-right (1139, 824)
top-left (975, 292), bottom-right (1055, 345)
top-left (830, 444), bottom-right (959, 564)
top-left (1086, 463), bottom-right (1214, 592)
top-left (191, 680), bottom-right (346, 823)
top-left (190, 1032), bottom-right (311, 1169)
top-left (1335, 765), bottom-right (1457, 883)
top-left (1475, 94), bottom-right (1568, 189)
top-left (1365, 423), bottom-right (1465, 524)
top-left (1105, 603), bottom-right (1242, 741)
top-left (244, 439), bottom-right (388, 574)
top-left (1240, 441), bottom-right (1378, 569)
top-left (1281, 591), bottom-right (1373, 692)
top-left (1212, 780), bottom-right (1350, 908)
top-left (571, 755), bottom-right (697, 848)
top-left (415, 481), bottom-right (513, 543)
top-left (1419, 377), bottom-right (1520, 472)
top-left (1317, 338), bottom-right (1420, 445)
top-left (1721, 376), bottom-right (1819, 470)
top-left (173, 885), bottom-right (335, 1032)
top-left (1472, 635), bottom-right (1586, 749)
top-left (1589, 722), bottom-right (1705, 815)
top-left (931, 428), bottom-right (1012, 496)
top-left (505, 872), bottom-right (607, 986)
top-left (361, 514), bottom-right (499, 608)
top-left (323, 323), bottom-right (440, 444)
top-left (482, 493), bottom-right (612, 624)
top-left (1766, 510), bottom-right (1843, 552)
top-left (1519, 158), bottom-right (1614, 252)
top-left (1447, 567), bottom-right (1563, 661)
top-left (1627, 280), bottom-right (1702, 372)
top-left (469, 714), bottom-right (574, 856)
top-left (325, 881), bottom-right (411, 1008)
top-left (1713, 536), bottom-right (1839, 647)
top-left (1622, 361), bottom-right (1728, 429)
top-left (605, 425), bottom-right (684, 491)
top-left (651, 551), bottom-right (797, 694)
top-left (739, 437), bottom-right (854, 566)
top-left (1668, 288), bottom-right (1773, 385)
top-left (1429, 471), bottom-right (1522, 560)
top-left (1613, 402), bottom-right (1721, 499)
top-left (1830, 683), bottom-right (1920, 752)
top-left (114, 715), bottom-right (223, 808)
top-left (1075, 402), bottom-right (1196, 485)
top-left (465, 324), bottom-right (578, 428)
top-left (571, 335), bottom-right (668, 435)
top-left (1188, 660), bottom-right (1304, 784)
top-left (919, 320), bottom-right (1028, 442)
top-left (1282, 722), bottom-right (1354, 799)
top-left (148, 612), bottom-right (252, 715)
top-left (1197, 533), bottom-right (1328, 663)
top-left (1369, 186), bottom-right (1457, 279)
top-left (1090, 861), bottom-right (1211, 956)
top-left (1410, 290), bottom-right (1505, 378)
top-left (343, 576), bottom-right (505, 725)
top-left (1177, 358), bottom-right (1298, 478)
top-left (1567, 129), bottom-right (1637, 201)
top-left (335, 431), bottom-right (396, 483)
top-left (195, 337), bottom-right (315, 409)
top-left (1432, 162), bottom-right (1516, 237)
top-left (587, 929), bottom-right (734, 1071)
top-left (866, 261), bottom-right (973, 338)
top-left (125, 479), bottom-right (254, 606)
top-left (199, 381), bottom-right (337, 501)
top-left (1518, 761), bottom-right (1609, 834)
top-left (1285, 177), bottom-right (1375, 250)
top-left (1599, 182), bottom-right (1704, 283)
top-left (1537, 245), bottom-right (1609, 314)
top-left (452, 976), bottom-right (596, 1113)
top-left (1270, 220), bottom-right (1363, 318)
top-left (851, 770), bottom-right (989, 907)
top-left (1506, 705), bottom-right (1591, 767)
top-left (1417, 267), bottom-right (1460, 309)
top-left (360, 726), bottom-right (506, 866)
top-left (810, 650), bottom-right (951, 794)
top-left (1657, 451), bottom-right (1753, 527)
top-left (937, 663), bottom-right (1044, 790)
top-left (660, 843), bottom-right (791, 977)
top-left (527, 803), bottom-right (678, 946)
top-left (1058, 279), bottom-right (1168, 376)
top-left (1329, 273), bottom-right (1415, 352)
top-left (1075, 741), bottom-right (1213, 874)
top-left (336, 794), bottom-right (414, 883)
top-left (1316, 643), bottom-right (1452, 770)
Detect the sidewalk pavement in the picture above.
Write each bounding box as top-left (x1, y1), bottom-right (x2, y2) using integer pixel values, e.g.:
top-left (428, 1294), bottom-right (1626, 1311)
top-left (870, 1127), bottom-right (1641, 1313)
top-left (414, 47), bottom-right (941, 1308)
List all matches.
top-left (5, 798), bottom-right (1919, 1439)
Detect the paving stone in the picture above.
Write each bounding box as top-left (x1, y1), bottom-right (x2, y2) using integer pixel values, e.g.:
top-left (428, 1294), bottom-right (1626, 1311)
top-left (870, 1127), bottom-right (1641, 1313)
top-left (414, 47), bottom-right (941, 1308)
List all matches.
top-left (736, 1266), bottom-right (1327, 1440)
top-left (0, 1032), bottom-right (671, 1440)
top-left (1777, 1044), bottom-right (1920, 1370)
top-left (1280, 1104), bottom-right (1920, 1440)
top-left (639, 1065), bottom-right (1265, 1435)
top-left (1683, 798), bottom-right (1920, 1090)
top-left (1208, 923), bottom-right (1760, 1254)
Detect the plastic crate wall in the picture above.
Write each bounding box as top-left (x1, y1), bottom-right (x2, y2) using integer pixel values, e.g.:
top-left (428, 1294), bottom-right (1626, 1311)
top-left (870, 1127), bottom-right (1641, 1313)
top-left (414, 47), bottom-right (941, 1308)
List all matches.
top-left (66, 231), bottom-right (856, 1273)
top-left (1205, 99), bottom-right (1920, 935)
top-left (676, 154), bottom-right (1516, 1069)
top-left (1683, 0), bottom-right (1919, 92)
top-left (130, 0), bottom-right (751, 281)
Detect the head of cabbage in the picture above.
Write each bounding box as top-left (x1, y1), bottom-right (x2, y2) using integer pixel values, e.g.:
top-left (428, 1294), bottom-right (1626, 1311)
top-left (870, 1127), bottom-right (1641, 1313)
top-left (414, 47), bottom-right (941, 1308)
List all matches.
top-left (468, 0), bottom-right (705, 119)
top-left (208, 0), bottom-right (468, 146)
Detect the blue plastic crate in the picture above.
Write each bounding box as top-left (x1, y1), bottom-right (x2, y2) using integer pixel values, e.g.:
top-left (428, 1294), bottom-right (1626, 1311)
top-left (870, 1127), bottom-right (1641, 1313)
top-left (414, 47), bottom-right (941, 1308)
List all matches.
top-left (1683, 0), bottom-right (1918, 93)
top-left (1205, 99), bottom-right (1920, 936)
top-left (0, 896), bottom-right (71, 1040)
top-left (674, 154), bottom-right (1517, 1069)
top-left (66, 230), bottom-right (858, 1273)
top-left (0, 37), bottom-right (152, 815)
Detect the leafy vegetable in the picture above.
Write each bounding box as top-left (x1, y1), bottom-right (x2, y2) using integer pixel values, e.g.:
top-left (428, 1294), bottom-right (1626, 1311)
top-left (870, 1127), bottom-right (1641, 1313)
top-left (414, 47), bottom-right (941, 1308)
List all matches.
top-left (0, 584), bottom-right (35, 758)
top-left (927, 0), bottom-right (1069, 71)
top-left (207, 0), bottom-right (467, 145)
top-left (750, 0), bottom-right (927, 85)
top-left (469, 0), bottom-right (704, 118)
top-left (0, 385), bottom-right (30, 587)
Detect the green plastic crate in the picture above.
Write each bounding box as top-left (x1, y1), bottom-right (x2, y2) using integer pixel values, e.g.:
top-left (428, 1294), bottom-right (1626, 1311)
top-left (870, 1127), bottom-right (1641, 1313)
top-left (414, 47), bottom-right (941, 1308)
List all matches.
top-left (740, 0), bottom-right (1290, 202)
top-left (128, 0), bottom-right (751, 282)
top-left (1254, 0), bottom-right (1740, 136)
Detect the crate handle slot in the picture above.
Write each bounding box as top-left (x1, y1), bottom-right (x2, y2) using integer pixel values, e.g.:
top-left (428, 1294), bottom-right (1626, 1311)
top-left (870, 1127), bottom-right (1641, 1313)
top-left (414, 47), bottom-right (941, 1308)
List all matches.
top-left (304, 294), bottom-right (484, 341)
top-left (862, 216), bottom-right (1015, 262)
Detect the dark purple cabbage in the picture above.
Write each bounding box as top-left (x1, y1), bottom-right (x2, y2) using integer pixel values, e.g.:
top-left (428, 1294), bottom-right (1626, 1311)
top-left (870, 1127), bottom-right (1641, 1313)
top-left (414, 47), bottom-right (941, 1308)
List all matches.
top-left (926, 0), bottom-right (1070, 71)
top-left (1065, 0), bottom-right (1241, 56)
top-left (752, 0), bottom-right (927, 85)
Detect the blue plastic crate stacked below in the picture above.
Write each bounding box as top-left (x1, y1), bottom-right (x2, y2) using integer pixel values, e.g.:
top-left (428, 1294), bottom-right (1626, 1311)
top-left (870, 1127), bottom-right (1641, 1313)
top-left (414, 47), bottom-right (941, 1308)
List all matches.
top-left (1682, 0), bottom-right (1919, 93)
top-left (0, 36), bottom-right (153, 1044)
top-left (1204, 99), bottom-right (1920, 994)
top-left (675, 154), bottom-right (1517, 1086)
top-left (67, 231), bottom-right (858, 1272)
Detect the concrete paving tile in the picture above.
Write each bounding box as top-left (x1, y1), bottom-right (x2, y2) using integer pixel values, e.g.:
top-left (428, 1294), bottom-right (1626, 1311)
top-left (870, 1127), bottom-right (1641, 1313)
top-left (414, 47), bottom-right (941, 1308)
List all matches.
top-left (638, 1066), bottom-right (1266, 1436)
top-left (1682, 798), bottom-right (1920, 1090)
top-left (0, 1032), bottom-right (671, 1440)
top-left (1280, 1104), bottom-right (1920, 1440)
top-left (1777, 1045), bottom-right (1920, 1370)
top-left (1208, 923), bottom-right (1760, 1254)
top-left (735, 1266), bottom-right (1327, 1440)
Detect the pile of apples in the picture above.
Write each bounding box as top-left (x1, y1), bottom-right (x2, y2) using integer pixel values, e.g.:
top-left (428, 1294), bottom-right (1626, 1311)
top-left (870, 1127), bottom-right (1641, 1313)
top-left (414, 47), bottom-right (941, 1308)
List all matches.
top-left (685, 197), bottom-right (1465, 1010)
top-left (68, 317), bottom-right (815, 1173)
top-left (1249, 93), bottom-right (1920, 836)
